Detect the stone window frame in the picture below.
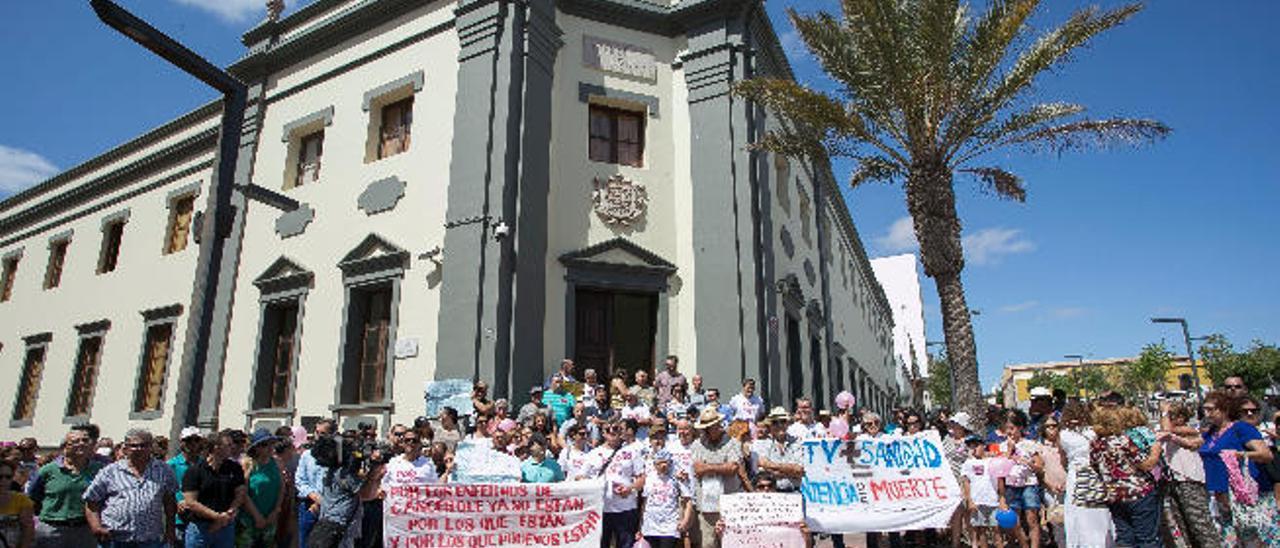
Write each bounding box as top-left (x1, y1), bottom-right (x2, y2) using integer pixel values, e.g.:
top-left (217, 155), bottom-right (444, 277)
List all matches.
top-left (330, 234), bottom-right (409, 425)
top-left (128, 304), bottom-right (183, 421)
top-left (63, 319), bottom-right (111, 425)
top-left (244, 257), bottom-right (313, 425)
top-left (280, 107), bottom-right (334, 190)
top-left (44, 230), bottom-right (73, 290)
top-left (362, 71), bottom-right (424, 163)
top-left (9, 332), bottom-right (52, 428)
top-left (96, 209), bottom-right (131, 275)
top-left (162, 182), bottom-right (202, 255)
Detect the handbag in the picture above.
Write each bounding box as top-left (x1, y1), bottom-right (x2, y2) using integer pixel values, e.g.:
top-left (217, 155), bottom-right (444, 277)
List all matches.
top-left (1071, 464), bottom-right (1109, 507)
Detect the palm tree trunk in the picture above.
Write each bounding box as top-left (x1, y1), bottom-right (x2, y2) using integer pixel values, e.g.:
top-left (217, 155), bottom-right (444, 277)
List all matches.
top-left (906, 158), bottom-right (984, 421)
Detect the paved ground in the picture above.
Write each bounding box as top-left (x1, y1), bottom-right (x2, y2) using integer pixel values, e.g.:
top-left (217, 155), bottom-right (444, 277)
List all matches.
top-left (813, 535), bottom-right (867, 548)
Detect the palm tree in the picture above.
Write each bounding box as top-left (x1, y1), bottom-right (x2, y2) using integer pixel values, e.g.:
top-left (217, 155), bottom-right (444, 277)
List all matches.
top-left (734, 0), bottom-right (1169, 420)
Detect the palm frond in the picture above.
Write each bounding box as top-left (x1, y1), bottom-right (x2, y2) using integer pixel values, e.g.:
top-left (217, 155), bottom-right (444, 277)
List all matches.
top-left (977, 4), bottom-right (1143, 127)
top-left (954, 102), bottom-right (1086, 163)
top-left (960, 166), bottom-right (1025, 202)
top-left (1009, 118), bottom-right (1171, 153)
top-left (732, 78), bottom-right (903, 163)
top-left (942, 0), bottom-right (1039, 147)
top-left (850, 155), bottom-right (906, 188)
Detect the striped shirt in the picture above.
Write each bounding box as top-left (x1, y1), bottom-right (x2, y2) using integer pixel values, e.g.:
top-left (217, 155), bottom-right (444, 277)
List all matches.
top-left (82, 459), bottom-right (177, 543)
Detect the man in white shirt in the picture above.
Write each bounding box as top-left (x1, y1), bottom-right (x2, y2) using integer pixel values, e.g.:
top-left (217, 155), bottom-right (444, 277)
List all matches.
top-left (727, 378), bottom-right (764, 423)
top-left (621, 390), bottom-right (652, 441)
top-left (583, 421), bottom-right (646, 548)
top-left (381, 430), bottom-right (438, 487)
top-left (786, 397), bottom-right (828, 440)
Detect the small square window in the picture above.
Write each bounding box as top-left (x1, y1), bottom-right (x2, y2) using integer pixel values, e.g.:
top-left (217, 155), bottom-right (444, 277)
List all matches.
top-left (588, 105), bottom-right (645, 167)
top-left (378, 98), bottom-right (414, 160)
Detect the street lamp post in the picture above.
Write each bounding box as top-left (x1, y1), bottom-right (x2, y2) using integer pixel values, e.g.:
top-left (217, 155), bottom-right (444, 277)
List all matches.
top-left (1151, 317), bottom-right (1203, 409)
top-left (90, 0), bottom-right (297, 439)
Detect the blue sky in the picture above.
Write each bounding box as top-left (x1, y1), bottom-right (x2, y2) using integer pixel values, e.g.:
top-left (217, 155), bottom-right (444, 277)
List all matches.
top-left (1, 1), bottom-right (1276, 390)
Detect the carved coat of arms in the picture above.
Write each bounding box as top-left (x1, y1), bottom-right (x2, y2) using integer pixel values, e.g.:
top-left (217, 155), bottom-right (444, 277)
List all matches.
top-left (592, 175), bottom-right (648, 226)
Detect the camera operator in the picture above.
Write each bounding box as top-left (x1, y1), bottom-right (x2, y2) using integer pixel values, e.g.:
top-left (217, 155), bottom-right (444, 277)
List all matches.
top-left (306, 434), bottom-right (380, 548)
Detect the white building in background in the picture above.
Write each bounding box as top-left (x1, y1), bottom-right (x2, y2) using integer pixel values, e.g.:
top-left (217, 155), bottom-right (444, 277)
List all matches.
top-left (870, 253), bottom-right (929, 408)
top-left (0, 0), bottom-right (900, 446)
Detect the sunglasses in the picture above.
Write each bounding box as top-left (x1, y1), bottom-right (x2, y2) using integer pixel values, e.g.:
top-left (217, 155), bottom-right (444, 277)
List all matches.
top-left (1242, 408), bottom-right (1259, 415)
top-left (1224, 384), bottom-right (1245, 389)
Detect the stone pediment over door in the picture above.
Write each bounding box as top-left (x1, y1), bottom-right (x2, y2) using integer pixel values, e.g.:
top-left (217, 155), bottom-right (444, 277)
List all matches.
top-left (559, 237), bottom-right (676, 291)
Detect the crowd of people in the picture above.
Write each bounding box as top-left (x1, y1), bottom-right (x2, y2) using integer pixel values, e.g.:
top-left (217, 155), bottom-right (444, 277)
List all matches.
top-left (0, 354), bottom-right (1276, 548)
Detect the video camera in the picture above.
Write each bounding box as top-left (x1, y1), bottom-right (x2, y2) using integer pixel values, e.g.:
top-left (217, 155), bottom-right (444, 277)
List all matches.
top-left (311, 430), bottom-right (389, 475)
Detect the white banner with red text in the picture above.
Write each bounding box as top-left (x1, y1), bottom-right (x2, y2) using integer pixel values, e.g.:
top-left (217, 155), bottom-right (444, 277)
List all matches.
top-left (383, 479), bottom-right (605, 548)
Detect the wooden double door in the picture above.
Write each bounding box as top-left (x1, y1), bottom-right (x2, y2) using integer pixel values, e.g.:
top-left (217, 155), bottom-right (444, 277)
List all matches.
top-left (574, 289), bottom-right (658, 382)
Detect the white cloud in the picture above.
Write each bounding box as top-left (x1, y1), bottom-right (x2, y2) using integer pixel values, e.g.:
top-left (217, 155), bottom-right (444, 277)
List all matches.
top-left (170, 0), bottom-right (297, 23)
top-left (874, 216), bottom-right (918, 254)
top-left (0, 145), bottom-right (59, 195)
top-left (962, 227), bottom-right (1035, 266)
top-left (999, 300), bottom-right (1039, 314)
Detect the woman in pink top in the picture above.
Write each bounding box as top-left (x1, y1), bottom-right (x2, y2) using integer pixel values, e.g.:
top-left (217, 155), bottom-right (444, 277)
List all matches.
top-left (1038, 417), bottom-right (1067, 547)
top-left (1157, 401), bottom-right (1220, 548)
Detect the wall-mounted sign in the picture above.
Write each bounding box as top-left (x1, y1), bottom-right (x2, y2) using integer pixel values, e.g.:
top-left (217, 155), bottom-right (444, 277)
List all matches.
top-left (394, 337), bottom-right (419, 358)
top-left (583, 35), bottom-right (657, 83)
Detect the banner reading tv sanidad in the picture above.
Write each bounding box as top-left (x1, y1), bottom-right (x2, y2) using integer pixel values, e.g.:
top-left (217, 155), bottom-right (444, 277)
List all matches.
top-left (800, 431), bottom-right (961, 533)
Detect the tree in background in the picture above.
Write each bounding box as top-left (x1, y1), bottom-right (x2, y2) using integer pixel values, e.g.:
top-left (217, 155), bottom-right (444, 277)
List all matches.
top-left (1199, 334), bottom-right (1280, 397)
top-left (925, 353), bottom-right (952, 409)
top-left (1066, 365), bottom-right (1109, 400)
top-left (1027, 370), bottom-right (1075, 396)
top-left (1119, 343), bottom-right (1174, 403)
top-left (733, 0), bottom-right (1168, 419)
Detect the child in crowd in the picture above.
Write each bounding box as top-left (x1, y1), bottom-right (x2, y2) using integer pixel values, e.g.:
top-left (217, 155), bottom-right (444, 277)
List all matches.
top-left (961, 435), bottom-right (1004, 548)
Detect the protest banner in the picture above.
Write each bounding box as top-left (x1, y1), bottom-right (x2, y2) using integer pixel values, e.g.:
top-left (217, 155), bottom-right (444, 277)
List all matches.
top-left (384, 479), bottom-right (606, 548)
top-left (450, 440), bottom-right (521, 484)
top-left (720, 492), bottom-right (806, 548)
top-left (424, 379), bottom-right (474, 418)
top-left (800, 431), bottom-right (962, 533)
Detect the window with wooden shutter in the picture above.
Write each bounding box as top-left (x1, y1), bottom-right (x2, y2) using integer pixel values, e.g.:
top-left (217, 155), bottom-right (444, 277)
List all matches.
top-left (1, 256), bottom-right (18, 302)
top-left (378, 97), bottom-right (413, 159)
top-left (357, 288), bottom-right (392, 403)
top-left (45, 240), bottom-right (69, 290)
top-left (66, 336), bottom-right (103, 417)
top-left (98, 221), bottom-right (125, 274)
top-left (165, 196), bottom-right (195, 254)
top-left (252, 301), bottom-right (300, 410)
top-left (587, 105), bottom-right (644, 167)
top-left (134, 323), bottom-right (172, 413)
top-left (296, 131), bottom-right (324, 187)
top-left (12, 345), bottom-right (45, 421)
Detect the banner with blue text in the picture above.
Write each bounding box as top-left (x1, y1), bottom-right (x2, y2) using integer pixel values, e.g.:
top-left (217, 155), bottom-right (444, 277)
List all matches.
top-left (800, 431), bottom-right (962, 533)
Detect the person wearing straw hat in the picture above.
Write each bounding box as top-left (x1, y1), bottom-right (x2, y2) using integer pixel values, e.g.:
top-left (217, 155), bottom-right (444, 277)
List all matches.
top-left (756, 407), bottom-right (804, 493)
top-left (690, 408), bottom-right (745, 548)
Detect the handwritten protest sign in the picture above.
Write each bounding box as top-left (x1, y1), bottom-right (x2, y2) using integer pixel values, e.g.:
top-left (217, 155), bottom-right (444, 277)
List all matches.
top-left (451, 440), bottom-right (521, 484)
top-left (800, 431), bottom-right (961, 533)
top-left (720, 492), bottom-right (806, 548)
top-left (424, 379), bottom-right (474, 419)
top-left (384, 479), bottom-right (605, 548)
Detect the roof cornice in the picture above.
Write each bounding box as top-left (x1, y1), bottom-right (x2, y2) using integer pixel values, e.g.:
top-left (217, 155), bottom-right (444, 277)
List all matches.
top-left (0, 101), bottom-right (220, 215)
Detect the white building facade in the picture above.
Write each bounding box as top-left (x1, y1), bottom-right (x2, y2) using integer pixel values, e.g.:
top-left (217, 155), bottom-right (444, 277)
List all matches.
top-left (870, 253), bottom-right (929, 408)
top-left (0, 0), bottom-right (897, 445)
